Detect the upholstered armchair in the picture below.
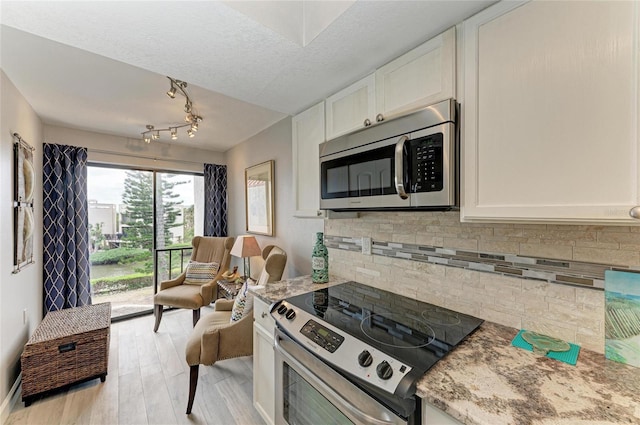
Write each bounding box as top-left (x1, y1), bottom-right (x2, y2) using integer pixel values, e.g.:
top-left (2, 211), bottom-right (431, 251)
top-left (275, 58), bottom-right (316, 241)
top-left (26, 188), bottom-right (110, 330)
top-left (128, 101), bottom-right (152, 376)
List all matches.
top-left (153, 236), bottom-right (234, 332)
top-left (185, 245), bottom-right (288, 414)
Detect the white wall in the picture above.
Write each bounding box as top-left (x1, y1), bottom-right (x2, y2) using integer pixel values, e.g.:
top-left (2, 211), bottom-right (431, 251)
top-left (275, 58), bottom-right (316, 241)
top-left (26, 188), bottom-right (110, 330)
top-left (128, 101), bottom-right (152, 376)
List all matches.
top-left (225, 117), bottom-right (323, 279)
top-left (0, 70), bottom-right (44, 414)
top-left (44, 125), bottom-right (224, 173)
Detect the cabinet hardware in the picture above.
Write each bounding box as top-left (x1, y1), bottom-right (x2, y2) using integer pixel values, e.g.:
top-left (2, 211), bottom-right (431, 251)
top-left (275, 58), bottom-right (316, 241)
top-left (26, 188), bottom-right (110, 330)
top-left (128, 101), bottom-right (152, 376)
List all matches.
top-left (376, 114), bottom-right (384, 123)
top-left (363, 118), bottom-right (372, 127)
top-left (261, 312), bottom-right (267, 318)
top-left (58, 342), bottom-right (76, 353)
top-left (630, 206), bottom-right (640, 219)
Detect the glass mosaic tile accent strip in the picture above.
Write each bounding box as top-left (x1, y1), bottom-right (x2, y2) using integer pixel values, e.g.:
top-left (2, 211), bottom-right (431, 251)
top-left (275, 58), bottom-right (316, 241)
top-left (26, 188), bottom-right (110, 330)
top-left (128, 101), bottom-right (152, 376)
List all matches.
top-left (324, 235), bottom-right (640, 290)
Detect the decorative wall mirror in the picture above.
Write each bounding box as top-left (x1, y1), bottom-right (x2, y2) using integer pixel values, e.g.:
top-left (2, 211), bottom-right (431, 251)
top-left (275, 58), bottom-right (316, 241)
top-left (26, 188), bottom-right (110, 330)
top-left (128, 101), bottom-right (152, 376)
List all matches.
top-left (245, 160), bottom-right (274, 236)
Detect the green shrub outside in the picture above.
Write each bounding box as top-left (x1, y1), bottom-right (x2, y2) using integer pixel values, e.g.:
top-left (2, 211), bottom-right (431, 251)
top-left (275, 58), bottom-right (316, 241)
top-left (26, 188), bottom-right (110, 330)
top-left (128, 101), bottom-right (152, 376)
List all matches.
top-left (90, 268), bottom-right (186, 295)
top-left (90, 245), bottom-right (193, 295)
top-left (90, 247), bottom-right (150, 265)
top-left (91, 272), bottom-right (153, 295)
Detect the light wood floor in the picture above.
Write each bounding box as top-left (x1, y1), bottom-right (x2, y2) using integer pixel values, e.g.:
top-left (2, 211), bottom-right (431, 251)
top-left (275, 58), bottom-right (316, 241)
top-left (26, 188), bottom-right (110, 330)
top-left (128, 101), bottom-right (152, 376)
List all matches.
top-left (6, 306), bottom-right (266, 425)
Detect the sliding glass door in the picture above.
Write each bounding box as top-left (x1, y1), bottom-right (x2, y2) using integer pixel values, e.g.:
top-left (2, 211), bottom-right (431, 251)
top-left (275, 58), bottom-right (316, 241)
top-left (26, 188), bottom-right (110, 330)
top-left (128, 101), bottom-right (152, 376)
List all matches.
top-left (88, 165), bottom-right (203, 320)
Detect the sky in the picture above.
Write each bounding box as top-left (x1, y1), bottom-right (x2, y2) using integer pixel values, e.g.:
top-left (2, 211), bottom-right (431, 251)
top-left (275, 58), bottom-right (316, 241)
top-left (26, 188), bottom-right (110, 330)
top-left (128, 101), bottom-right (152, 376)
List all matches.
top-left (87, 166), bottom-right (196, 205)
top-left (606, 270), bottom-right (640, 297)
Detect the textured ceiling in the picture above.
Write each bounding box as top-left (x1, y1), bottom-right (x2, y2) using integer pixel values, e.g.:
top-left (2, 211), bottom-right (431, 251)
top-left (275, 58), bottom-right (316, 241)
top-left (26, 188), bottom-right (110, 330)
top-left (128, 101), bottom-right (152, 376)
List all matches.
top-left (0, 1), bottom-right (495, 152)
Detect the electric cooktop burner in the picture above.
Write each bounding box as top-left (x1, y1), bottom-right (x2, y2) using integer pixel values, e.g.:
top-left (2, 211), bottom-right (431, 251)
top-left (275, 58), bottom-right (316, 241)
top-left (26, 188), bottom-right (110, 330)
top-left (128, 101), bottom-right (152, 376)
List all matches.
top-left (276, 281), bottom-right (484, 377)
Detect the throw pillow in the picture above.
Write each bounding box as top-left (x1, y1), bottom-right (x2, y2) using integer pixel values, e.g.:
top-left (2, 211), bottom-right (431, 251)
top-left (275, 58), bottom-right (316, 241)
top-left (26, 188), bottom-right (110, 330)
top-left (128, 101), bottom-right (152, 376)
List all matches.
top-left (230, 280), bottom-right (254, 323)
top-left (183, 261), bottom-right (219, 285)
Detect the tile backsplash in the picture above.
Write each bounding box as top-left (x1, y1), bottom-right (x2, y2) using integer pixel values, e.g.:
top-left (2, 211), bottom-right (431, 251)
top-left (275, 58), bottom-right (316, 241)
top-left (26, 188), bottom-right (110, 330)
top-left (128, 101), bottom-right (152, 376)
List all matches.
top-left (324, 211), bottom-right (640, 354)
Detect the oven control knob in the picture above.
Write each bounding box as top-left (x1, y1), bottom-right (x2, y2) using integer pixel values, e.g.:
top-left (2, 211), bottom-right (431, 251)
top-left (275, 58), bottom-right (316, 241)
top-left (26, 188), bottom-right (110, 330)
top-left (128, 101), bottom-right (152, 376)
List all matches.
top-left (358, 350), bottom-right (373, 367)
top-left (285, 308), bottom-right (296, 320)
top-left (277, 304), bottom-right (288, 315)
top-left (376, 361), bottom-right (393, 380)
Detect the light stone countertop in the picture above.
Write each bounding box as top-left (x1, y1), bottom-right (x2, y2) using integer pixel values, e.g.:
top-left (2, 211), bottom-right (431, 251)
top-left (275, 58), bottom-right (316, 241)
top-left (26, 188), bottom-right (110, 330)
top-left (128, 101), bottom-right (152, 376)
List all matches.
top-left (249, 277), bottom-right (640, 425)
top-left (248, 274), bottom-right (348, 306)
top-left (417, 321), bottom-right (640, 425)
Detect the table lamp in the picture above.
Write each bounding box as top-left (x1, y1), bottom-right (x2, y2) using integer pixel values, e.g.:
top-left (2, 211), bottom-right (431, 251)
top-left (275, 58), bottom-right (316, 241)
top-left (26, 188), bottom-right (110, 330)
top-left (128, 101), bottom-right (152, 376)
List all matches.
top-left (230, 235), bottom-right (261, 280)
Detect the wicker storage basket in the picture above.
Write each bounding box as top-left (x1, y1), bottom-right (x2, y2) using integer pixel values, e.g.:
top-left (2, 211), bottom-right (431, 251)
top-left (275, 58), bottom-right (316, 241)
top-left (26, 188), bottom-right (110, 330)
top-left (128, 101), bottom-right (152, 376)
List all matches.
top-left (21, 302), bottom-right (111, 405)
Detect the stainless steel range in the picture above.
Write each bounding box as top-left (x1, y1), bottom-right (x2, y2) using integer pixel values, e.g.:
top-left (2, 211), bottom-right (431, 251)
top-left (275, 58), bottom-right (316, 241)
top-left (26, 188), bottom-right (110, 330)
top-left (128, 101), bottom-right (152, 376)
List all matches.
top-left (271, 281), bottom-right (483, 425)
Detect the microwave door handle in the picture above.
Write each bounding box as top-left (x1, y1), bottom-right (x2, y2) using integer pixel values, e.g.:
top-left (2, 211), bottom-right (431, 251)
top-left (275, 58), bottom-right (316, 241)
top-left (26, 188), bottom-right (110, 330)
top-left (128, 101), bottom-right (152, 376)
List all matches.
top-left (394, 136), bottom-right (409, 200)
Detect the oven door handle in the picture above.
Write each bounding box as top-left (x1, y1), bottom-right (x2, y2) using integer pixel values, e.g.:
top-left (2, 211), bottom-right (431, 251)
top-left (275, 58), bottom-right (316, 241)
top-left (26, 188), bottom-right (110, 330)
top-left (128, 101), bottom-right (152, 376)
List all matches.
top-left (394, 136), bottom-right (409, 200)
top-left (274, 328), bottom-right (407, 425)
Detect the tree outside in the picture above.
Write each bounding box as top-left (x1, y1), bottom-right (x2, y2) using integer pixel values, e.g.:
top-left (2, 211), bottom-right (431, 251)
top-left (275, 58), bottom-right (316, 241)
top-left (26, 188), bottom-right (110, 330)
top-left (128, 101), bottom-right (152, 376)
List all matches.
top-left (121, 170), bottom-right (154, 251)
top-left (88, 167), bottom-right (200, 318)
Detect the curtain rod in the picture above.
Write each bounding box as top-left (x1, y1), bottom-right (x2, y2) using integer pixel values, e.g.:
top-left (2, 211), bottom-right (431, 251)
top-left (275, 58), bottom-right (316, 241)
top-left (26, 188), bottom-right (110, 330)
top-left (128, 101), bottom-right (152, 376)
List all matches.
top-left (13, 133), bottom-right (35, 151)
top-left (88, 148), bottom-right (208, 166)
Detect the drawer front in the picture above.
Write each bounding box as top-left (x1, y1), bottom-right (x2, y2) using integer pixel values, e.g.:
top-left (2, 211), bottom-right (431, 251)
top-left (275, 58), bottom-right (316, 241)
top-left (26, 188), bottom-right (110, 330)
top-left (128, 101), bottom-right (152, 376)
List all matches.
top-left (254, 298), bottom-right (275, 332)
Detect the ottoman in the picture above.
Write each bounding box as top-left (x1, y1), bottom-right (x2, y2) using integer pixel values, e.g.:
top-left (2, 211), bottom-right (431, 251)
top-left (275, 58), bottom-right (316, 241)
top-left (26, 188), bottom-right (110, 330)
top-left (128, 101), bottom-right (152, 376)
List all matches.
top-left (21, 302), bottom-right (111, 406)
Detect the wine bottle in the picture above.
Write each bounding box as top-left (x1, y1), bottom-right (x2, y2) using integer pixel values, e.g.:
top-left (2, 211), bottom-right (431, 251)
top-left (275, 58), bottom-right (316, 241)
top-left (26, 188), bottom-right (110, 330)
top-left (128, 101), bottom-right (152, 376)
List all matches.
top-left (311, 232), bottom-right (329, 283)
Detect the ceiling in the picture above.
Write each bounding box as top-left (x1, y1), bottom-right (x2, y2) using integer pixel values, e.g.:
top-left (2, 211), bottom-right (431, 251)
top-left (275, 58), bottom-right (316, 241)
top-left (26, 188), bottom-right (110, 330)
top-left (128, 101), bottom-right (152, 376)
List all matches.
top-left (0, 1), bottom-right (495, 152)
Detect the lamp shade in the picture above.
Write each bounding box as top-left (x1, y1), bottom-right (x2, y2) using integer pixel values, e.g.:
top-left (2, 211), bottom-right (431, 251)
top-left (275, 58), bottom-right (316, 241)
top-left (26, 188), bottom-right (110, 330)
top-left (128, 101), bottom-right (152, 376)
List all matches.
top-left (230, 235), bottom-right (261, 258)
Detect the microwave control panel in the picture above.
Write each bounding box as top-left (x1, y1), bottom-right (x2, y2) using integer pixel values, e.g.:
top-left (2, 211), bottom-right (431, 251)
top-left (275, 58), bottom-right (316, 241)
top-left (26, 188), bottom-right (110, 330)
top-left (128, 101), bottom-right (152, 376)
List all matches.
top-left (410, 133), bottom-right (443, 193)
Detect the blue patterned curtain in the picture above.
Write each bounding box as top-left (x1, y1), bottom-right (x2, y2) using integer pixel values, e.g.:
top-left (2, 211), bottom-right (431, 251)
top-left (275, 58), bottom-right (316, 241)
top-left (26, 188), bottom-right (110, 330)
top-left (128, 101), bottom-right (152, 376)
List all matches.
top-left (43, 144), bottom-right (91, 312)
top-left (204, 164), bottom-right (227, 236)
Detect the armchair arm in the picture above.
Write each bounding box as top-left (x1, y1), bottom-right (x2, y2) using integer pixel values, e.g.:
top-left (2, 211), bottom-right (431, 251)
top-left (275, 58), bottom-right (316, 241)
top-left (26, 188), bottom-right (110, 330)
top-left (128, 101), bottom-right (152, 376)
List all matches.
top-left (217, 313), bottom-right (254, 361)
top-left (159, 272), bottom-right (185, 291)
top-left (214, 299), bottom-right (235, 311)
top-left (186, 310), bottom-right (253, 366)
top-left (199, 267), bottom-right (229, 304)
top-left (196, 327), bottom-right (221, 366)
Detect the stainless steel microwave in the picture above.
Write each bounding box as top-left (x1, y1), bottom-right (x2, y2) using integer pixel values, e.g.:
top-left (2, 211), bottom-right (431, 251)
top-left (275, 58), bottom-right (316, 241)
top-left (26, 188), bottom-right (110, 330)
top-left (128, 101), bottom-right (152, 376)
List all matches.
top-left (319, 98), bottom-right (457, 211)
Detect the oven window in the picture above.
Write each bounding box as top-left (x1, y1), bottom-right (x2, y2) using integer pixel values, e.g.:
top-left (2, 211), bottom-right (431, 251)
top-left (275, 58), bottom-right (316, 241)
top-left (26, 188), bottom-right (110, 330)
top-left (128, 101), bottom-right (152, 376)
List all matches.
top-left (283, 363), bottom-right (353, 425)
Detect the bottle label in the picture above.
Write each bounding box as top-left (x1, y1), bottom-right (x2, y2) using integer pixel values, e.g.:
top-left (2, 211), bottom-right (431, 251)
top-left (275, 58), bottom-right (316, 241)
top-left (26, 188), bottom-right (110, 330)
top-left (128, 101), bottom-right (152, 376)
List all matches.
top-left (312, 257), bottom-right (325, 270)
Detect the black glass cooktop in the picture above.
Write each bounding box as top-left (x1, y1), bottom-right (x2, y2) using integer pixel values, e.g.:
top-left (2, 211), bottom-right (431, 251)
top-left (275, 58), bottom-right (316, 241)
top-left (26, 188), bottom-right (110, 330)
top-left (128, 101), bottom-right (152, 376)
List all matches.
top-left (284, 281), bottom-right (483, 371)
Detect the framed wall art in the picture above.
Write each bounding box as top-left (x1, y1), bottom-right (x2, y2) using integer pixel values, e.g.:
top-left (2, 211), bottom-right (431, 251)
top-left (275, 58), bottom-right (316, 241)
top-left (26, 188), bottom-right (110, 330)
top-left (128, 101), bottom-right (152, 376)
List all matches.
top-left (605, 269), bottom-right (640, 368)
top-left (245, 160), bottom-right (274, 236)
top-left (13, 132), bottom-right (35, 273)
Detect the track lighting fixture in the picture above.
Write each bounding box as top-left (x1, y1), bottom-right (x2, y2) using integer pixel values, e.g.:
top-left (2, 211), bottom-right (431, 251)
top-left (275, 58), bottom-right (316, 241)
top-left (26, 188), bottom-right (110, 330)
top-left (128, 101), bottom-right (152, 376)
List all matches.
top-left (141, 76), bottom-right (203, 143)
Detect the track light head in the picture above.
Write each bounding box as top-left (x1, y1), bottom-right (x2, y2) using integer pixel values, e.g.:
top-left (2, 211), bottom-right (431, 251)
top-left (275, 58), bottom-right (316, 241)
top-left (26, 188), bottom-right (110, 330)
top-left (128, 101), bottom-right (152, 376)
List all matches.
top-left (170, 128), bottom-right (178, 140)
top-left (166, 86), bottom-right (177, 98)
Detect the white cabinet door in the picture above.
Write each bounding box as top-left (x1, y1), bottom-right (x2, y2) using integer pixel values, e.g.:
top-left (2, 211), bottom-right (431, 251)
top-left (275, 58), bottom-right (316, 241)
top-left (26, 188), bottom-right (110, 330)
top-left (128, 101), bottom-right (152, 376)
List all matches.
top-left (422, 400), bottom-right (464, 425)
top-left (376, 27), bottom-right (456, 120)
top-left (253, 297), bottom-right (275, 425)
top-left (325, 74), bottom-right (376, 140)
top-left (461, 0), bottom-right (640, 223)
top-left (292, 101), bottom-right (326, 218)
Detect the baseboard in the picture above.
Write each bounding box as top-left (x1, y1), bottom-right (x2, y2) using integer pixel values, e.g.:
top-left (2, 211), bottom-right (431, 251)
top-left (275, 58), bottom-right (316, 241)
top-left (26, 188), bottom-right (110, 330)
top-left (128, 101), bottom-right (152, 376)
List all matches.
top-left (0, 373), bottom-right (21, 423)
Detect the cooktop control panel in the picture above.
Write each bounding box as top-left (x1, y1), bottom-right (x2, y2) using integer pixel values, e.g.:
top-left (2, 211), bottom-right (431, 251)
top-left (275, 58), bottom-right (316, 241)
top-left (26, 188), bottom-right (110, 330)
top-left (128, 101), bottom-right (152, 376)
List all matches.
top-left (300, 320), bottom-right (344, 353)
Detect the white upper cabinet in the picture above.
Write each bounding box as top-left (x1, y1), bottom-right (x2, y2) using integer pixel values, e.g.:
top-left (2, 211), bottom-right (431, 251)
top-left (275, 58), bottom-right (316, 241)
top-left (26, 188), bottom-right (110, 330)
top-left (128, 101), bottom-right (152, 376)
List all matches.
top-left (325, 27), bottom-right (457, 141)
top-left (376, 27), bottom-right (456, 119)
top-left (461, 0), bottom-right (640, 224)
top-left (325, 74), bottom-right (376, 141)
top-left (292, 101), bottom-right (326, 218)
